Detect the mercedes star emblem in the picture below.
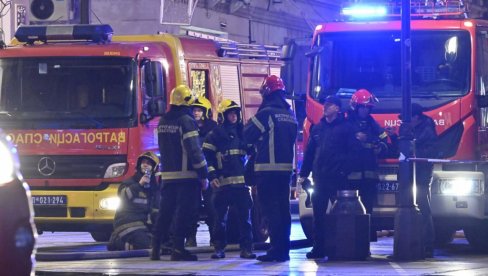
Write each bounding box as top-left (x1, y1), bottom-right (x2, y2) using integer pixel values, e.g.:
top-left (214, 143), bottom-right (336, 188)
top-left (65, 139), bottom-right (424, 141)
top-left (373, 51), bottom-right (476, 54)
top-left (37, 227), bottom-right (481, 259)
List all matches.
top-left (38, 157), bottom-right (56, 176)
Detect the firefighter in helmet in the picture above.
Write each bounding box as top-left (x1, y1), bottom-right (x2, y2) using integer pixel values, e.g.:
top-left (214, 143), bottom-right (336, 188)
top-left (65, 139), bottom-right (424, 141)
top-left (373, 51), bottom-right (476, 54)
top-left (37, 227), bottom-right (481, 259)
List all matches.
top-left (192, 96), bottom-right (218, 138)
top-left (186, 96), bottom-right (218, 247)
top-left (203, 99), bottom-right (256, 259)
top-left (107, 151), bottom-right (160, 251)
top-left (346, 88), bottom-right (389, 242)
top-left (243, 75), bottom-right (298, 262)
top-left (151, 85), bottom-right (208, 261)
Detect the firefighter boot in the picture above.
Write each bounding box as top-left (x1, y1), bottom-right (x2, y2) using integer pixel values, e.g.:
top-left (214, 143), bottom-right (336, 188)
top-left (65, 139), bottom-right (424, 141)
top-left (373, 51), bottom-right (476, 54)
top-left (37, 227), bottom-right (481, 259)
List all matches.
top-left (240, 249), bottom-right (256, 259)
top-left (150, 244), bottom-right (161, 261)
top-left (211, 249), bottom-right (225, 259)
top-left (240, 244), bottom-right (256, 259)
top-left (171, 249), bottom-right (198, 261)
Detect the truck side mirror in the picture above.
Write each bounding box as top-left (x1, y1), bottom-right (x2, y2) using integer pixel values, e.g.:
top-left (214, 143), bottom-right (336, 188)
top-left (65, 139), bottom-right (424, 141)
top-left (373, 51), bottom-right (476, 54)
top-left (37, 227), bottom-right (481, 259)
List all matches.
top-left (281, 40), bottom-right (297, 99)
top-left (148, 98), bottom-right (166, 117)
top-left (144, 61), bottom-right (164, 98)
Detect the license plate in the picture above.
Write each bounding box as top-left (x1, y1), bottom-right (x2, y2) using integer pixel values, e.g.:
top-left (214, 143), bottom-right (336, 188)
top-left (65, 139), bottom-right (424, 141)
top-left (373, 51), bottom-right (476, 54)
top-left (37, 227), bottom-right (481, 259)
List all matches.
top-left (377, 182), bottom-right (399, 192)
top-left (32, 195), bottom-right (67, 206)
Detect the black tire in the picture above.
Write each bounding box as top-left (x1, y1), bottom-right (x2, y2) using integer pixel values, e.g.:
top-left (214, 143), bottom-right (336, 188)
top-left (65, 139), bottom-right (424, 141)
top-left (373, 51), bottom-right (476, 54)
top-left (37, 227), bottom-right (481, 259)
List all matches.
top-left (464, 221), bottom-right (488, 252)
top-left (433, 224), bottom-right (456, 247)
top-left (90, 231), bottom-right (112, 242)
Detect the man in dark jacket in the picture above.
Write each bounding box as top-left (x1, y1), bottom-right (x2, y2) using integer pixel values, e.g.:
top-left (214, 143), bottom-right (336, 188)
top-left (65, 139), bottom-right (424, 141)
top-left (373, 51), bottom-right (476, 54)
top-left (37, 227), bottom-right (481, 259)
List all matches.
top-left (107, 151), bottom-right (160, 251)
top-left (410, 103), bottom-right (438, 258)
top-left (203, 99), bottom-right (256, 259)
top-left (298, 95), bottom-right (358, 259)
top-left (346, 89), bottom-right (389, 242)
top-left (244, 75), bottom-right (297, 262)
top-left (186, 96), bottom-right (218, 247)
top-left (151, 85), bottom-right (208, 262)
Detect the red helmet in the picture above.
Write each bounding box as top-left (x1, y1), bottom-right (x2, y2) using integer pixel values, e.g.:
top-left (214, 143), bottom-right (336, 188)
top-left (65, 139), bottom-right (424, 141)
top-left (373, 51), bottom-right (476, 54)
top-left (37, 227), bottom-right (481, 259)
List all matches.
top-left (350, 89), bottom-right (379, 110)
top-left (259, 75), bottom-right (285, 97)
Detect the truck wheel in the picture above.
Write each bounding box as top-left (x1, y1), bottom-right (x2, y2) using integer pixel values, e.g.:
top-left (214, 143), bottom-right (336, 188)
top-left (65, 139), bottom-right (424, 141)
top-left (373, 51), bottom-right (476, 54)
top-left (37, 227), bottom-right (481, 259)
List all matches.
top-left (90, 231), bottom-right (112, 242)
top-left (300, 217), bottom-right (314, 241)
top-left (464, 222), bottom-right (488, 252)
top-left (433, 224), bottom-right (456, 247)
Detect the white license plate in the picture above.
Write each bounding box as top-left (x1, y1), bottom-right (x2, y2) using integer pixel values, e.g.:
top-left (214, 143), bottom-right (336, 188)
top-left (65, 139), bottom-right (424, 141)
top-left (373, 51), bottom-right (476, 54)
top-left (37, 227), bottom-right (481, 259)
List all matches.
top-left (32, 195), bottom-right (67, 206)
top-left (377, 182), bottom-right (399, 192)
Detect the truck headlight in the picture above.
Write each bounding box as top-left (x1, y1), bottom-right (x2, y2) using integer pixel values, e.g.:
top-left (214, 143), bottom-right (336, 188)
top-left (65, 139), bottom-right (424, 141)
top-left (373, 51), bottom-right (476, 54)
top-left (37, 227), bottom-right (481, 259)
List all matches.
top-left (99, 197), bottom-right (120, 210)
top-left (439, 178), bottom-right (482, 195)
top-left (104, 163), bottom-right (126, 178)
top-left (0, 141), bottom-right (15, 185)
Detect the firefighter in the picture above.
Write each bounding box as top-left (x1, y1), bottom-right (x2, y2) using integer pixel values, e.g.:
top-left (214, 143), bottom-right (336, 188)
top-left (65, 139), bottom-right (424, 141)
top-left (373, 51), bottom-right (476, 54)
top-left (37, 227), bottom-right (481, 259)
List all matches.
top-left (297, 95), bottom-right (358, 259)
top-left (406, 103), bottom-right (438, 258)
top-left (107, 151), bottom-right (160, 251)
top-left (346, 89), bottom-right (389, 242)
top-left (151, 85), bottom-right (208, 262)
top-left (243, 75), bottom-right (298, 262)
top-left (185, 96), bottom-right (218, 247)
top-left (203, 99), bottom-right (256, 259)
top-left (192, 96), bottom-right (218, 138)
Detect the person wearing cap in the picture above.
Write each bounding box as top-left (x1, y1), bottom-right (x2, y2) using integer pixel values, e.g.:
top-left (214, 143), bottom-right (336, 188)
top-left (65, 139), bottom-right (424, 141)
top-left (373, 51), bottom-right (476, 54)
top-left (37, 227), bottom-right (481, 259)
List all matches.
top-left (243, 75), bottom-right (297, 262)
top-left (297, 95), bottom-right (358, 260)
top-left (186, 96), bottom-right (218, 247)
top-left (151, 85), bottom-right (208, 262)
top-left (203, 99), bottom-right (256, 260)
top-left (346, 89), bottom-right (389, 242)
top-left (107, 151), bottom-right (161, 251)
top-left (403, 103), bottom-right (438, 258)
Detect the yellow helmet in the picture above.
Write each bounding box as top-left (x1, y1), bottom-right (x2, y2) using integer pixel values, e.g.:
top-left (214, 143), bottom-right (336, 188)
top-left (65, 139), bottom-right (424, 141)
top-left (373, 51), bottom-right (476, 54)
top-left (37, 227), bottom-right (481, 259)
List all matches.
top-left (218, 99), bottom-right (241, 123)
top-left (191, 97), bottom-right (212, 119)
top-left (170, 85), bottom-right (195, 106)
top-left (137, 151), bottom-right (160, 173)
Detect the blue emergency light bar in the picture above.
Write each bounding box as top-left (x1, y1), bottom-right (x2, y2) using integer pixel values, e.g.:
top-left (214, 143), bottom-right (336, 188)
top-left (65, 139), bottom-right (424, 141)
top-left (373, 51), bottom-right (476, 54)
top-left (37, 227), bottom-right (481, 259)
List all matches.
top-left (15, 24), bottom-right (113, 44)
top-left (341, 0), bottom-right (465, 19)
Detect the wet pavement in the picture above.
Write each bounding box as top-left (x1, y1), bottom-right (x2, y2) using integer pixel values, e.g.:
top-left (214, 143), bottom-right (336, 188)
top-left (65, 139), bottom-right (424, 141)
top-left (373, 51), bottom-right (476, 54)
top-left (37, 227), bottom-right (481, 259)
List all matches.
top-left (33, 220), bottom-right (488, 275)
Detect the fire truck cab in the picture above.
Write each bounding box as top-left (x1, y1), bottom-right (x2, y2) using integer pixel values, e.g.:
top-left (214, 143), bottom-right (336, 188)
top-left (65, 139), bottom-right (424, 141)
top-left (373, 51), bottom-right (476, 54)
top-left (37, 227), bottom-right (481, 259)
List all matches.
top-left (297, 0), bottom-right (488, 251)
top-left (0, 24), bottom-right (281, 241)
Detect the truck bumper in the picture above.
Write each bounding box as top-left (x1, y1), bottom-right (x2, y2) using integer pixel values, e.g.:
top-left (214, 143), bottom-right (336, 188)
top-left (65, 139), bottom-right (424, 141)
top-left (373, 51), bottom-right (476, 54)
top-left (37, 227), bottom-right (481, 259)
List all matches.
top-left (32, 184), bottom-right (119, 231)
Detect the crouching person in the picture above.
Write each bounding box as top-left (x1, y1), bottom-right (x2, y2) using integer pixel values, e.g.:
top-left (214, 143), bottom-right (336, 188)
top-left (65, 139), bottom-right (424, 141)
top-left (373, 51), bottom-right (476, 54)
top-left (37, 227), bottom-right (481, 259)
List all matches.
top-left (107, 151), bottom-right (160, 251)
top-left (203, 99), bottom-right (256, 259)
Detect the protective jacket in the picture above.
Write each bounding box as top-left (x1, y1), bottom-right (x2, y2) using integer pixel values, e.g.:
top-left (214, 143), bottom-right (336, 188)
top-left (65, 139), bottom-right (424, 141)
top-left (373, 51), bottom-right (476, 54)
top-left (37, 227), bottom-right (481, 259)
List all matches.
top-left (108, 173), bottom-right (159, 250)
top-left (197, 119), bottom-right (218, 142)
top-left (157, 105), bottom-right (207, 182)
top-left (413, 114), bottom-right (438, 185)
top-left (347, 111), bottom-right (388, 181)
top-left (300, 114), bottom-right (358, 186)
top-left (243, 94), bottom-right (297, 175)
top-left (203, 122), bottom-right (252, 188)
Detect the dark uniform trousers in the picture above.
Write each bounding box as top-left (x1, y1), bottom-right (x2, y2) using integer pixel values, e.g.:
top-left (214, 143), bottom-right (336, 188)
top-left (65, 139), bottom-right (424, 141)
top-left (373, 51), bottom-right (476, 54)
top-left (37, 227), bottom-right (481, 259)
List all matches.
top-left (153, 180), bottom-right (201, 251)
top-left (255, 174), bottom-right (291, 257)
top-left (311, 177), bottom-right (343, 253)
top-left (211, 187), bottom-right (253, 250)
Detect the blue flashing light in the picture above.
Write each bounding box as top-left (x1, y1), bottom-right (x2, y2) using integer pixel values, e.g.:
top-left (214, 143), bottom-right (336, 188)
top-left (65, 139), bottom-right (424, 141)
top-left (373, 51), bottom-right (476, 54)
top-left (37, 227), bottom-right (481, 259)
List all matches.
top-left (342, 5), bottom-right (387, 18)
top-left (15, 24), bottom-right (113, 44)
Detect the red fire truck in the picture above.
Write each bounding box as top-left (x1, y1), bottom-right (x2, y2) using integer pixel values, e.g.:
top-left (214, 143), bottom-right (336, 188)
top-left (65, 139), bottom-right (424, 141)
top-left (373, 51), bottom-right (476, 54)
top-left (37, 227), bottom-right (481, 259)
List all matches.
top-left (297, 0), bottom-right (488, 250)
top-left (0, 24), bottom-right (281, 241)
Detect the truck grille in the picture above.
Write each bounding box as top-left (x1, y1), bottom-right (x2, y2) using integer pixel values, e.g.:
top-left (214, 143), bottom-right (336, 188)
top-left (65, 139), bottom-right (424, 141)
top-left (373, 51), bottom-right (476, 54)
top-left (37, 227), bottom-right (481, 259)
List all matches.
top-left (19, 155), bottom-right (127, 179)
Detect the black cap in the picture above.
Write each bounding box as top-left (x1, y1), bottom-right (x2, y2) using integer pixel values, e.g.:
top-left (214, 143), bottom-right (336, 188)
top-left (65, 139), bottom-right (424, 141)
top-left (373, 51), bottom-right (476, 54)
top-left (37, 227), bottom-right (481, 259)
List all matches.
top-left (399, 103), bottom-right (424, 119)
top-left (323, 95), bottom-right (341, 108)
top-left (411, 103), bottom-right (424, 117)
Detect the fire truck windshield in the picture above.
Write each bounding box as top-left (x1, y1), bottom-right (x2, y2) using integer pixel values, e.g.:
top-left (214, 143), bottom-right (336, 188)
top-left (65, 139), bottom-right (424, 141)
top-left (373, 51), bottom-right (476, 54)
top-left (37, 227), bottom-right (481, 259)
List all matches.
top-left (0, 57), bottom-right (135, 128)
top-left (310, 30), bottom-right (470, 103)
